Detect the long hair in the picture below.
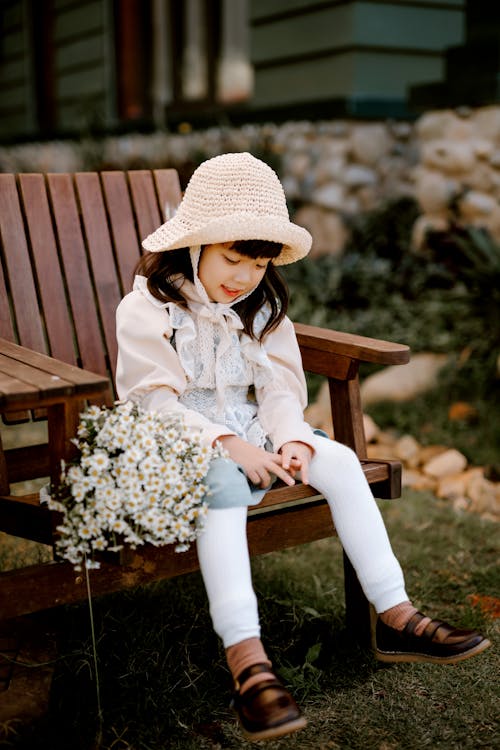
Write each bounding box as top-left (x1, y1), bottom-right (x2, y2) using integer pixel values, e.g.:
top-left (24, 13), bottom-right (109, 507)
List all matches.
top-left (134, 240), bottom-right (289, 341)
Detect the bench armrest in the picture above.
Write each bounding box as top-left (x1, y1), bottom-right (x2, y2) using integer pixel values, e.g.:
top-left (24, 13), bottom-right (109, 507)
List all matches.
top-left (294, 322), bottom-right (410, 367)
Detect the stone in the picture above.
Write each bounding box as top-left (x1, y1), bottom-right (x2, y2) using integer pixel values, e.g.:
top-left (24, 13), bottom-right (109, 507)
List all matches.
top-left (350, 124), bottom-right (390, 165)
top-left (473, 106), bottom-right (500, 142)
top-left (294, 205), bottom-right (348, 257)
top-left (423, 448), bottom-right (468, 479)
top-left (436, 472), bottom-right (470, 500)
top-left (421, 140), bottom-right (476, 174)
top-left (360, 353), bottom-right (449, 405)
top-left (402, 469), bottom-right (437, 492)
top-left (417, 445), bottom-right (448, 465)
top-left (343, 164), bottom-right (377, 187)
top-left (363, 413), bottom-right (379, 443)
top-left (367, 443), bottom-right (398, 460)
top-left (390, 122), bottom-right (413, 140)
top-left (394, 434), bottom-right (420, 464)
top-left (281, 175), bottom-right (301, 200)
top-left (459, 191), bottom-right (498, 219)
top-left (489, 150), bottom-right (500, 168)
top-left (467, 475), bottom-right (500, 517)
top-left (416, 110), bottom-right (460, 141)
top-left (287, 152), bottom-right (311, 179)
top-left (315, 155), bottom-right (347, 185)
top-left (472, 139), bottom-right (494, 160)
top-left (415, 170), bottom-right (455, 214)
top-left (311, 182), bottom-right (345, 210)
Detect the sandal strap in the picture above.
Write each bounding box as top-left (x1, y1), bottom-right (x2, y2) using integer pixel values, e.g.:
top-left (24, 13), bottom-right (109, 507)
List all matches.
top-left (234, 662), bottom-right (274, 694)
top-left (404, 613), bottom-right (469, 643)
top-left (403, 611), bottom-right (427, 637)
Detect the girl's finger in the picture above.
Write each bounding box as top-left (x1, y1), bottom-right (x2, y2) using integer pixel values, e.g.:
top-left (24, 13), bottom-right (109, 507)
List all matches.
top-left (272, 464), bottom-right (295, 486)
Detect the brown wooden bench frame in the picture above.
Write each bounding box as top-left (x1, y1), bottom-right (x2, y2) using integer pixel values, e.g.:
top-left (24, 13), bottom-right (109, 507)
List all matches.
top-left (0, 169), bottom-right (410, 644)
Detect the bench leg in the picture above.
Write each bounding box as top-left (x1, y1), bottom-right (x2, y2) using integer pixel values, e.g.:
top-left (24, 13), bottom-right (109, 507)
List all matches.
top-left (343, 551), bottom-right (371, 647)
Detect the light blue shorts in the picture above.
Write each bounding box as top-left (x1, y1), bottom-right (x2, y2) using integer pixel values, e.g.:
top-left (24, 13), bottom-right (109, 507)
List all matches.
top-left (205, 430), bottom-right (329, 509)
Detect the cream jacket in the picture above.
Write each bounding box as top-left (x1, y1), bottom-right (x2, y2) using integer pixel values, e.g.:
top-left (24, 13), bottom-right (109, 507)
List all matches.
top-left (115, 275), bottom-right (315, 452)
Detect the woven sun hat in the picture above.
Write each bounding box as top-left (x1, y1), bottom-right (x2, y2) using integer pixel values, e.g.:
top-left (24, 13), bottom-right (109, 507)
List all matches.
top-left (141, 152), bottom-right (312, 265)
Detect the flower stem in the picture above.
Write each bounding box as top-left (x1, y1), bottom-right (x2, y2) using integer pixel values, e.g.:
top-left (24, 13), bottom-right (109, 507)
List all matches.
top-left (85, 557), bottom-right (103, 745)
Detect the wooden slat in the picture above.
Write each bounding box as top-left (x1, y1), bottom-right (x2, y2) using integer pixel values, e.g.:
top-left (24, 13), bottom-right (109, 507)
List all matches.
top-left (0, 175), bottom-right (45, 352)
top-left (0, 339), bottom-right (108, 392)
top-left (4, 444), bottom-right (49, 483)
top-left (0, 254), bottom-right (15, 344)
top-left (75, 173), bottom-right (122, 375)
top-left (18, 175), bottom-right (78, 366)
top-left (294, 322), bottom-right (411, 365)
top-left (153, 168), bottom-right (182, 220)
top-left (299, 346), bottom-right (358, 380)
top-left (0, 354), bottom-right (74, 400)
top-left (46, 174), bottom-right (107, 377)
top-left (101, 171), bottom-right (141, 293)
top-left (128, 170), bottom-right (162, 241)
top-left (0, 494), bottom-right (53, 545)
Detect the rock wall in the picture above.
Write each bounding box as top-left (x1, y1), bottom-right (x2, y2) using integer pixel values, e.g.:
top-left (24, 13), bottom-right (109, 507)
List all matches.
top-left (1, 105), bottom-right (499, 251)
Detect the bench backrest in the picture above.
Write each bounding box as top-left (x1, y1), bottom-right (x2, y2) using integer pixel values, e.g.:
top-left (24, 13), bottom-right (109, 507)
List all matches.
top-left (0, 170), bottom-right (182, 397)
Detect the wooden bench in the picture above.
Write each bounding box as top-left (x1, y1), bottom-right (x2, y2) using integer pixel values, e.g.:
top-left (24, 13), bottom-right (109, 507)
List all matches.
top-left (0, 169), bottom-right (410, 645)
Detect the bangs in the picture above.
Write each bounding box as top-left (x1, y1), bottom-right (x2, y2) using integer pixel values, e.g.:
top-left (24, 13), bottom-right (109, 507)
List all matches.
top-left (231, 239), bottom-right (283, 260)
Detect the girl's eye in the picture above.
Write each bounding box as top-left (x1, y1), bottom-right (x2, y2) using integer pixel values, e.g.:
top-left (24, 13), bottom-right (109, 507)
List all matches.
top-left (224, 256), bottom-right (238, 265)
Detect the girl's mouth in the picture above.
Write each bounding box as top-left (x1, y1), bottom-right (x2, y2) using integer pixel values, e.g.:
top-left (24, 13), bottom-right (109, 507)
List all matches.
top-left (221, 285), bottom-right (243, 297)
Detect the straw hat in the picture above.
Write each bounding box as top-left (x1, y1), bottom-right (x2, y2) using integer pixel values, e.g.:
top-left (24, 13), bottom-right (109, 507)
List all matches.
top-left (142, 152), bottom-right (312, 265)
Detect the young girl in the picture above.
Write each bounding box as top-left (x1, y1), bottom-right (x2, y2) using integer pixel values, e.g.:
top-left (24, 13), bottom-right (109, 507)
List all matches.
top-left (115, 152), bottom-right (490, 742)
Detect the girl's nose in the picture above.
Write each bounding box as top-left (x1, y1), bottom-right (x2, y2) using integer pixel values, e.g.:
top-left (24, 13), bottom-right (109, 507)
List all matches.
top-left (233, 265), bottom-right (252, 283)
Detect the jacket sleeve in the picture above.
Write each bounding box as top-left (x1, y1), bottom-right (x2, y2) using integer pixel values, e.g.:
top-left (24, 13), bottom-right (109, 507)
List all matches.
top-left (256, 316), bottom-right (316, 452)
top-left (115, 290), bottom-right (235, 446)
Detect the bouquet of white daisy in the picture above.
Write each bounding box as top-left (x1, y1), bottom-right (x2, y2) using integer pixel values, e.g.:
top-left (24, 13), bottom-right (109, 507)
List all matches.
top-left (43, 401), bottom-right (225, 571)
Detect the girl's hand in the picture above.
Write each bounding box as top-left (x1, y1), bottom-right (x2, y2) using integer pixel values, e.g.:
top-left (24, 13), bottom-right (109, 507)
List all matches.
top-left (218, 435), bottom-right (299, 488)
top-left (280, 441), bottom-right (314, 485)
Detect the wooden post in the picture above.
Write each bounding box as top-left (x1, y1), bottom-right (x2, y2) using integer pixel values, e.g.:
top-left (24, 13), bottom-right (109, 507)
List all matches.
top-left (329, 372), bottom-right (372, 646)
top-left (0, 431), bottom-right (9, 495)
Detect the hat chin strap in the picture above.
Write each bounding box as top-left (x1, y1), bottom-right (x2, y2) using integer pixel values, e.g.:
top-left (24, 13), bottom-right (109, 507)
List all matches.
top-left (189, 245), bottom-right (258, 308)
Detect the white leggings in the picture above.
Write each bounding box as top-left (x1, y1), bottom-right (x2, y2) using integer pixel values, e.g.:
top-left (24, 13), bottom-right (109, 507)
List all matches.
top-left (196, 435), bottom-right (408, 648)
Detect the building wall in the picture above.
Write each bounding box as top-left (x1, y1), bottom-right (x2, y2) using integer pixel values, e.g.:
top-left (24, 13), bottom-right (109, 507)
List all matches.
top-left (0, 0), bottom-right (35, 138)
top-left (250, 0), bottom-right (465, 115)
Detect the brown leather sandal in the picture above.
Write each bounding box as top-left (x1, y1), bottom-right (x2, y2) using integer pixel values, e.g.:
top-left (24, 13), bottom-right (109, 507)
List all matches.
top-left (374, 610), bottom-right (491, 664)
top-left (231, 663), bottom-right (307, 742)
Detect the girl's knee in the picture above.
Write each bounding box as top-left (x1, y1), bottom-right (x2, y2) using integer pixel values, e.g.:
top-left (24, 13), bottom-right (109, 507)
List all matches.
top-left (205, 457), bottom-right (254, 509)
top-left (312, 434), bottom-right (359, 462)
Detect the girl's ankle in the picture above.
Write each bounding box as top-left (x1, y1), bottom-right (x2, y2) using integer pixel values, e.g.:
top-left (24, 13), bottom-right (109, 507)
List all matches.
top-left (379, 602), bottom-right (431, 635)
top-left (226, 637), bottom-right (273, 693)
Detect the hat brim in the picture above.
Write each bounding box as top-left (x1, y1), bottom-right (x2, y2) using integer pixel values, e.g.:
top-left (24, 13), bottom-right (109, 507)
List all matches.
top-left (142, 212), bottom-right (312, 266)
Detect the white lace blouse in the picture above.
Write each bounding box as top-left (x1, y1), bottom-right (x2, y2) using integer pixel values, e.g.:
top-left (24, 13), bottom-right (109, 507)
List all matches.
top-left (115, 267), bottom-right (315, 452)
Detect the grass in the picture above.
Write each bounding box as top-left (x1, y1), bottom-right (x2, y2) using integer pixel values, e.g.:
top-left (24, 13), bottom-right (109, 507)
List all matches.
top-left (3, 490), bottom-right (498, 750)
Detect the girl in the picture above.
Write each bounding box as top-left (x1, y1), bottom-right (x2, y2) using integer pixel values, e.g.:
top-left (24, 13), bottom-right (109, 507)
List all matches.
top-left (116, 152), bottom-right (490, 742)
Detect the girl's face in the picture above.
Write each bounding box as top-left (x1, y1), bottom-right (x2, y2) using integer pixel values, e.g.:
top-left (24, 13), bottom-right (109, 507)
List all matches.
top-left (198, 242), bottom-right (269, 303)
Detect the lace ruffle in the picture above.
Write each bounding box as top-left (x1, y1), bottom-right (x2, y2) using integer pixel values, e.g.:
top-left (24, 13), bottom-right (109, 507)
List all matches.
top-left (133, 274), bottom-right (274, 447)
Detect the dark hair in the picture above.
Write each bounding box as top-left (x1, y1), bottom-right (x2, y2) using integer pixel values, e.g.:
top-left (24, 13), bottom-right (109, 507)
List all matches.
top-left (134, 240), bottom-right (289, 341)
